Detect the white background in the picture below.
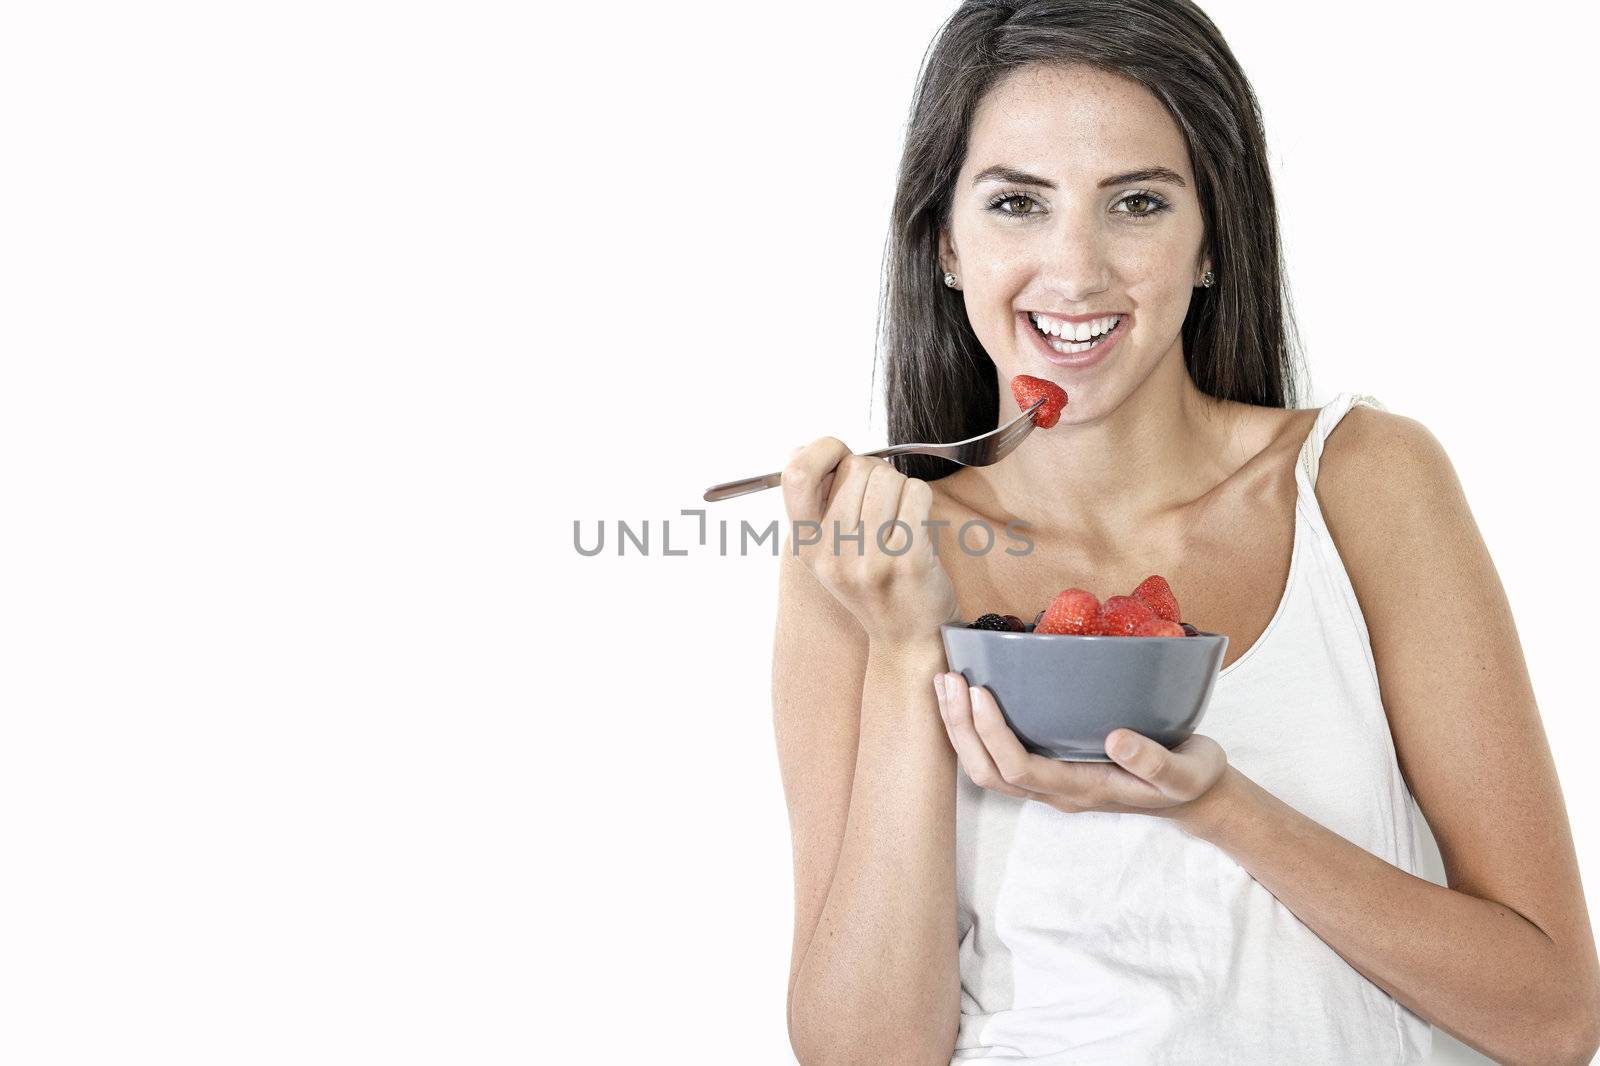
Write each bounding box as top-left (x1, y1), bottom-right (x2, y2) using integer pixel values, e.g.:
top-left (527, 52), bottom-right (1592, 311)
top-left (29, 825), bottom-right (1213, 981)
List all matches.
top-left (2, 1), bottom-right (1595, 1063)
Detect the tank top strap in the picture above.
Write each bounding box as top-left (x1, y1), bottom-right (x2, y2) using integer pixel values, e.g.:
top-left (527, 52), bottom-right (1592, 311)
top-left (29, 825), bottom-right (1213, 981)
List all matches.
top-left (1297, 391), bottom-right (1388, 496)
top-left (1290, 391), bottom-right (1389, 684)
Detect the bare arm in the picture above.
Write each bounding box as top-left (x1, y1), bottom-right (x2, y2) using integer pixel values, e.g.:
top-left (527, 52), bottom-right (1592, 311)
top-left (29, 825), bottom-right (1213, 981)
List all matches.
top-left (774, 540), bottom-right (870, 1039)
top-left (1174, 408), bottom-right (1600, 1066)
top-left (775, 545), bottom-right (959, 1065)
top-left (774, 440), bottom-right (963, 1066)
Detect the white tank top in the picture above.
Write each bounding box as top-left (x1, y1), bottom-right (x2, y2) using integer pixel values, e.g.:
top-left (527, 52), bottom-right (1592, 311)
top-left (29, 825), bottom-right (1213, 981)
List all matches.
top-left (953, 392), bottom-right (1433, 1064)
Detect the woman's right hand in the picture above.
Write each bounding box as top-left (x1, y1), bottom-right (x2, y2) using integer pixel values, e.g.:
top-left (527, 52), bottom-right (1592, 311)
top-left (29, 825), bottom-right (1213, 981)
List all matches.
top-left (780, 437), bottom-right (962, 647)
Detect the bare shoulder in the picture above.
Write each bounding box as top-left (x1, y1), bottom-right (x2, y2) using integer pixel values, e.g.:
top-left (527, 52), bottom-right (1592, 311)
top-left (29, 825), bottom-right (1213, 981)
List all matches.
top-left (1311, 400), bottom-right (1483, 707)
top-left (1311, 402), bottom-right (1479, 669)
top-left (1315, 403), bottom-right (1454, 508)
top-left (1312, 403), bottom-right (1477, 616)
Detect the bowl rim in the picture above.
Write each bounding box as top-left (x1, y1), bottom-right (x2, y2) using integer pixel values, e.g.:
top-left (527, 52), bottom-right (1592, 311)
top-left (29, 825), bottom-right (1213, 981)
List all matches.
top-left (940, 621), bottom-right (1224, 640)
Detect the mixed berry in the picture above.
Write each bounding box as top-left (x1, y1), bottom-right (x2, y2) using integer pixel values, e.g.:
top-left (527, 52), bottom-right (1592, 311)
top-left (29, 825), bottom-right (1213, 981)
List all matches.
top-left (968, 613), bottom-right (1027, 632)
top-left (966, 574), bottom-right (1199, 638)
top-left (1010, 374), bottom-right (1069, 429)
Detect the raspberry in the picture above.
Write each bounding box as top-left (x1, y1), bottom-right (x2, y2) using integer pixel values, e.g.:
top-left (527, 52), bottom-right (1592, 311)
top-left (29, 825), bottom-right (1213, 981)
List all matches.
top-left (1132, 617), bottom-right (1186, 637)
top-left (1036, 588), bottom-right (1101, 635)
top-left (969, 613), bottom-right (1024, 632)
top-left (1130, 574), bottom-right (1181, 623)
top-left (1009, 375), bottom-right (1069, 429)
top-left (1100, 595), bottom-right (1156, 636)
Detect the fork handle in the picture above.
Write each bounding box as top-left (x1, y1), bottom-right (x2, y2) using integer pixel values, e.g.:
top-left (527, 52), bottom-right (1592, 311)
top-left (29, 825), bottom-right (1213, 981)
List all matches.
top-left (701, 447), bottom-right (928, 502)
top-left (702, 471), bottom-right (784, 502)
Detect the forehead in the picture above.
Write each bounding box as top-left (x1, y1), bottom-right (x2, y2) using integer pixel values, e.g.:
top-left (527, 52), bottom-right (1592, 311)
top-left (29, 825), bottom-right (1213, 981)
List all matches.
top-left (966, 63), bottom-right (1192, 181)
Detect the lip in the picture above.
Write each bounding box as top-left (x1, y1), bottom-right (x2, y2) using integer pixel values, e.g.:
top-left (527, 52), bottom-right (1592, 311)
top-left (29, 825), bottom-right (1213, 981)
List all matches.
top-left (1024, 309), bottom-right (1127, 324)
top-left (1020, 310), bottom-right (1129, 368)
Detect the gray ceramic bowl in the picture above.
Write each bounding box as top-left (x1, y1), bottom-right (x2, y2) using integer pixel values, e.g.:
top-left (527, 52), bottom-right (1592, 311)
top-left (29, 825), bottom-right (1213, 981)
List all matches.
top-left (939, 624), bottom-right (1228, 761)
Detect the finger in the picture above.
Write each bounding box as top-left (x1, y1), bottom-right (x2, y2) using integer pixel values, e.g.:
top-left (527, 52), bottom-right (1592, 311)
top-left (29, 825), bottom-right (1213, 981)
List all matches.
top-left (820, 455), bottom-right (879, 550)
top-left (858, 460), bottom-right (906, 551)
top-left (781, 437), bottom-right (851, 529)
top-left (1104, 729), bottom-right (1227, 803)
top-left (957, 689), bottom-right (1179, 813)
top-left (891, 477), bottom-right (932, 555)
top-left (967, 684), bottom-right (1080, 798)
top-left (962, 689), bottom-right (1165, 810)
top-left (935, 673), bottom-right (1031, 799)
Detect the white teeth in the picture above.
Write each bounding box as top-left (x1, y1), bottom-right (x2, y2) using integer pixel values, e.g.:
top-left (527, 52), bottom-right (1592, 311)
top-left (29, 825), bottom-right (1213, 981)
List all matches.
top-left (1030, 312), bottom-right (1121, 340)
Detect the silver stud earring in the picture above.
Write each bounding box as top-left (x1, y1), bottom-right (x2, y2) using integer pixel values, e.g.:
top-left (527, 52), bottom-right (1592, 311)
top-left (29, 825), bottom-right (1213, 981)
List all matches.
top-left (943, 272), bottom-right (958, 288)
top-left (1200, 269), bottom-right (1215, 288)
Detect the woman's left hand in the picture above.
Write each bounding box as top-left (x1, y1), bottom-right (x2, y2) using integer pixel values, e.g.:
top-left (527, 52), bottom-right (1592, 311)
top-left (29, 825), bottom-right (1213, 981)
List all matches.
top-left (934, 670), bottom-right (1231, 821)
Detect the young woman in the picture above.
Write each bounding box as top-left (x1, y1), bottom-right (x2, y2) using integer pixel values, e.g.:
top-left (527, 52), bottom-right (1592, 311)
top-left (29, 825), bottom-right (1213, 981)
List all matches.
top-left (772, 2), bottom-right (1600, 1064)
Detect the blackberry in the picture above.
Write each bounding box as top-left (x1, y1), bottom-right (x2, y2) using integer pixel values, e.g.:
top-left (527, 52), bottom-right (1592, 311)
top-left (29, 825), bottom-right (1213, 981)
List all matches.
top-left (969, 613), bottom-right (1026, 632)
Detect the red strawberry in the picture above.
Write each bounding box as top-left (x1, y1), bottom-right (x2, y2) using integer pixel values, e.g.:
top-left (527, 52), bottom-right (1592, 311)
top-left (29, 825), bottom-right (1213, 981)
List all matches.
top-left (1100, 595), bottom-right (1156, 636)
top-left (1010, 375), bottom-right (1069, 429)
top-left (1132, 617), bottom-right (1186, 637)
top-left (1036, 587), bottom-right (1101, 635)
top-left (1130, 574), bottom-right (1181, 623)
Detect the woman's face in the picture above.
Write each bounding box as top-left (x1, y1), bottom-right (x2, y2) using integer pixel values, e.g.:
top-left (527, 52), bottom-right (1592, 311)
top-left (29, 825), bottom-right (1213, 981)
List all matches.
top-left (939, 63), bottom-right (1210, 420)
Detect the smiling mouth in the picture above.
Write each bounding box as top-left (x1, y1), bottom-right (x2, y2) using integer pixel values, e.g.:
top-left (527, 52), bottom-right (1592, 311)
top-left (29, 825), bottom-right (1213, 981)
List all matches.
top-left (1028, 313), bottom-right (1126, 353)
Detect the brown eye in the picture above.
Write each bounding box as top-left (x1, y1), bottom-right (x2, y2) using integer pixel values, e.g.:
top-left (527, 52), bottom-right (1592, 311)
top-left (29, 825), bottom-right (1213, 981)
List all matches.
top-left (987, 193), bottom-right (1041, 216)
top-left (1116, 192), bottom-right (1171, 219)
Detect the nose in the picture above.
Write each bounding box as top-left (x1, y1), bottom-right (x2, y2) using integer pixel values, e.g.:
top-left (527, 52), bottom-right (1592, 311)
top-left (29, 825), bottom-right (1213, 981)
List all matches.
top-left (1038, 223), bottom-right (1112, 303)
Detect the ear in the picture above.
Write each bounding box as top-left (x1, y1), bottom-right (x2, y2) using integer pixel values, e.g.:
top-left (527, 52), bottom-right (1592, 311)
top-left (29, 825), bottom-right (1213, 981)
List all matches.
top-left (937, 225), bottom-right (958, 277)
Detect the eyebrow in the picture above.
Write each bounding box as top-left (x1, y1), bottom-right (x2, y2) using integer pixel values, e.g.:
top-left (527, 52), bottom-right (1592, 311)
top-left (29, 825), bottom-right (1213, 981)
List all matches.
top-left (970, 164), bottom-right (1187, 190)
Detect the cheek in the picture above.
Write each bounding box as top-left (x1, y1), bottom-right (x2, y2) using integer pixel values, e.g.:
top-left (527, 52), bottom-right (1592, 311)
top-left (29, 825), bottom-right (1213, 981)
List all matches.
top-left (1120, 248), bottom-right (1198, 320)
top-left (968, 242), bottom-right (1032, 286)
top-left (1115, 238), bottom-right (1189, 284)
top-left (967, 253), bottom-right (1034, 324)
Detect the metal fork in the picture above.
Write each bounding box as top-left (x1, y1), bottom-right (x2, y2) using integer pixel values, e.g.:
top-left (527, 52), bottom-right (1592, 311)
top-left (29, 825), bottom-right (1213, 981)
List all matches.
top-left (701, 399), bottom-right (1045, 502)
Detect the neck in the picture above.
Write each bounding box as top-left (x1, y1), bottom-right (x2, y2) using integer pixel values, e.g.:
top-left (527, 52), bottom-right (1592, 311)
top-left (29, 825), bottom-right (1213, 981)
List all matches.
top-left (972, 347), bottom-right (1245, 544)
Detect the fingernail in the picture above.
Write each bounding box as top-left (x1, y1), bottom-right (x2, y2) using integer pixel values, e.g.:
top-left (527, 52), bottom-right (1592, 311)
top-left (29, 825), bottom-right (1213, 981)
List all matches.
top-left (1109, 733), bottom-right (1137, 759)
top-left (933, 674), bottom-right (946, 701)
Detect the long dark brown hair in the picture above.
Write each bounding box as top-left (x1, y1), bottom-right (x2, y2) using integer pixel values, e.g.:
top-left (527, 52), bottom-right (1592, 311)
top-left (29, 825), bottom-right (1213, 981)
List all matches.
top-left (875, 0), bottom-right (1307, 481)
